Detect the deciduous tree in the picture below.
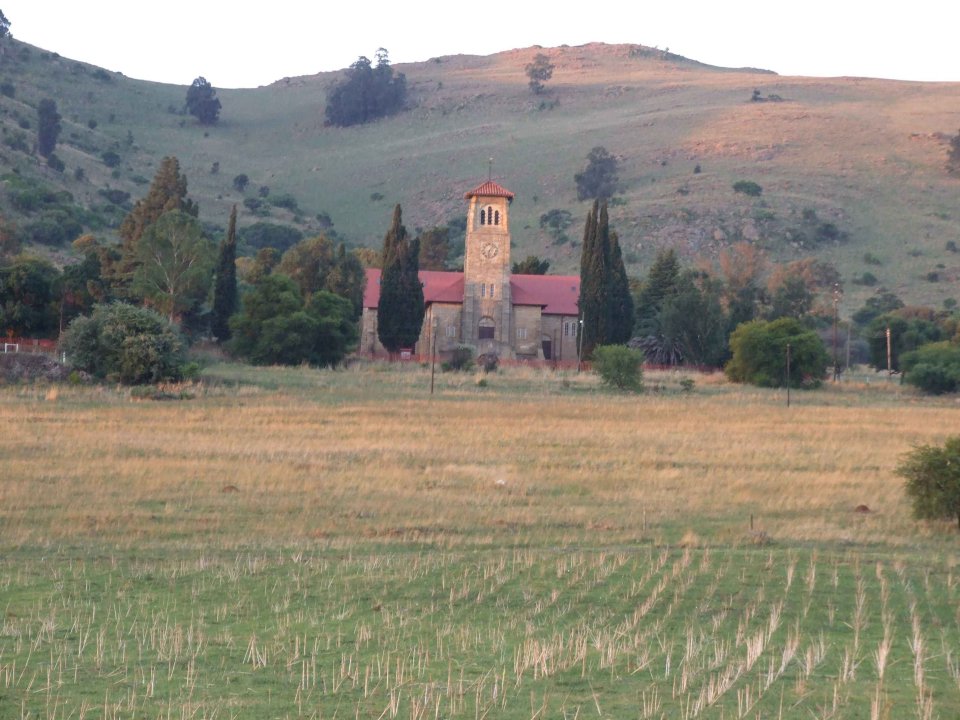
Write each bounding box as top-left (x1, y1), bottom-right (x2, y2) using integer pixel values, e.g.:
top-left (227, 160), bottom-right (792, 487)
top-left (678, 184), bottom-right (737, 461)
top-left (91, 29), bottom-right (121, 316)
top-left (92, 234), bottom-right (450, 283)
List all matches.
top-left (418, 226), bottom-right (450, 270)
top-left (575, 146), bottom-right (619, 201)
top-left (325, 49), bottom-right (407, 127)
top-left (898, 436), bottom-right (960, 530)
top-left (525, 53), bottom-right (554, 95)
top-left (185, 77), bottom-right (221, 125)
top-left (131, 211), bottom-right (215, 323)
top-left (725, 317), bottom-right (828, 388)
top-left (512, 255), bottom-right (550, 275)
top-left (229, 275), bottom-right (357, 366)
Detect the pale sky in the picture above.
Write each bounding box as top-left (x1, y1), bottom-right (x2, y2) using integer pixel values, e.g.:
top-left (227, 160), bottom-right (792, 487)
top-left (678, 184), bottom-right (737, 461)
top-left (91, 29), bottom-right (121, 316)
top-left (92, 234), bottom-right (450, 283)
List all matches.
top-left (4, 1), bottom-right (959, 88)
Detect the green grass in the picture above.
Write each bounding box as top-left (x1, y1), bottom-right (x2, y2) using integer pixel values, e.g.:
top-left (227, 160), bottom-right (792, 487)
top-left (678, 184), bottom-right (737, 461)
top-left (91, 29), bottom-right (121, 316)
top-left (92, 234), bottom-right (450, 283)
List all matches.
top-left (2, 363), bottom-right (960, 717)
top-left (1, 546), bottom-right (957, 718)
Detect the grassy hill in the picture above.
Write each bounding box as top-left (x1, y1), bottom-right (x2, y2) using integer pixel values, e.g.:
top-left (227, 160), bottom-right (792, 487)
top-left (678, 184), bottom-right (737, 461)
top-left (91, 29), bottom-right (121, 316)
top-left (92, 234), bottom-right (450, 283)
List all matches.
top-left (1, 39), bottom-right (958, 311)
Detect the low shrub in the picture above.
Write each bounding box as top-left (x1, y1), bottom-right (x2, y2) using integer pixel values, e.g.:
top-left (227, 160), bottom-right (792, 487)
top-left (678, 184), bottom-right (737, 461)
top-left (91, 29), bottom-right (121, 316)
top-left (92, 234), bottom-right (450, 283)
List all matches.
top-left (61, 302), bottom-right (187, 385)
top-left (592, 344), bottom-right (644, 391)
top-left (442, 345), bottom-right (474, 372)
top-left (732, 180), bottom-right (762, 197)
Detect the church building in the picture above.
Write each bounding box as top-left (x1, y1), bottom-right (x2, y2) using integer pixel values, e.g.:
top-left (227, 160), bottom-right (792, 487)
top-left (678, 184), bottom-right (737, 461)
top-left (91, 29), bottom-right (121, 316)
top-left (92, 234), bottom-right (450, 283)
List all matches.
top-left (361, 180), bottom-right (582, 361)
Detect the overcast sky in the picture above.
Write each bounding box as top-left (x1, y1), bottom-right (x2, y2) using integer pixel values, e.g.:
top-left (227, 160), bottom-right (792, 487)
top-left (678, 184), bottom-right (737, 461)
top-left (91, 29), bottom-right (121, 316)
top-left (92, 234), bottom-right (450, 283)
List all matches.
top-left (5, 1), bottom-right (959, 88)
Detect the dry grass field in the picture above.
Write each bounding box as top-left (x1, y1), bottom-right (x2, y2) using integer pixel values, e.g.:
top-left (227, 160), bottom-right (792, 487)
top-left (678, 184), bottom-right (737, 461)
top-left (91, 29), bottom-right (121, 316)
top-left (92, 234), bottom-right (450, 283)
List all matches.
top-left (1, 364), bottom-right (959, 718)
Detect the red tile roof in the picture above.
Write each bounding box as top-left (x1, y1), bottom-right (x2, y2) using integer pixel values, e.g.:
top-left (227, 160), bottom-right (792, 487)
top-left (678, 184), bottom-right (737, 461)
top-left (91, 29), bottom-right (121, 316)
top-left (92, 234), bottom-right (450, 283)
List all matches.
top-left (511, 274), bottom-right (581, 316)
top-left (363, 268), bottom-right (465, 309)
top-left (363, 268), bottom-right (580, 316)
top-left (464, 181), bottom-right (515, 200)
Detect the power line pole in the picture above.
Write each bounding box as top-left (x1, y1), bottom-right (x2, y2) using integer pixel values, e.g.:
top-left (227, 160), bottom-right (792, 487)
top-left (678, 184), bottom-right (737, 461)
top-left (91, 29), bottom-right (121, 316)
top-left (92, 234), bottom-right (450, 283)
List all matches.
top-left (577, 313), bottom-right (585, 373)
top-left (832, 284), bottom-right (841, 381)
top-left (786, 342), bottom-right (792, 408)
top-left (430, 316), bottom-right (438, 395)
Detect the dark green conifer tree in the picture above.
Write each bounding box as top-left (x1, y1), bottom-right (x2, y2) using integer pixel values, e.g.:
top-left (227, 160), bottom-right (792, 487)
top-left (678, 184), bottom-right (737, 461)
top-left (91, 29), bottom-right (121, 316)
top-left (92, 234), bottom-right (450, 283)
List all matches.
top-left (37, 98), bottom-right (61, 158)
top-left (606, 228), bottom-right (634, 344)
top-left (578, 200), bottom-right (634, 356)
top-left (578, 200), bottom-right (603, 357)
top-left (377, 205), bottom-right (424, 355)
top-left (634, 248), bottom-right (680, 336)
top-left (211, 205), bottom-right (238, 341)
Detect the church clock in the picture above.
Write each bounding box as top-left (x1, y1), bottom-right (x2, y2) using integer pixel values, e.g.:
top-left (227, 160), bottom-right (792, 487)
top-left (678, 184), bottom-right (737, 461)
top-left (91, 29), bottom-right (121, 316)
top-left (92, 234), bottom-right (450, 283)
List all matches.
top-left (480, 241), bottom-right (499, 260)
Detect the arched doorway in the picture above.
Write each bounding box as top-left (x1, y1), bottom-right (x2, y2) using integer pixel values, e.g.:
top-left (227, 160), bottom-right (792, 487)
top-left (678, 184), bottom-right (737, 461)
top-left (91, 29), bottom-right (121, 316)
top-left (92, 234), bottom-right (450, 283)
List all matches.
top-left (478, 317), bottom-right (495, 340)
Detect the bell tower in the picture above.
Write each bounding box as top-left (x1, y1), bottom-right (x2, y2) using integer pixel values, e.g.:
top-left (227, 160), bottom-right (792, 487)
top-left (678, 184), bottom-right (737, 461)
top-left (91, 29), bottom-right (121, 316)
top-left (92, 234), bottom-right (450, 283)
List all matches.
top-left (461, 180), bottom-right (514, 354)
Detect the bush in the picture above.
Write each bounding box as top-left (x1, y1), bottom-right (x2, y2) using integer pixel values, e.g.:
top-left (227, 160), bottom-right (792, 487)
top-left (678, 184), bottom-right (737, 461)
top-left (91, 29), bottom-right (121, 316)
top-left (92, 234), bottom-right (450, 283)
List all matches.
top-left (270, 193), bottom-right (300, 211)
top-left (592, 344), bottom-right (644, 391)
top-left (725, 317), bottom-right (828, 388)
top-left (101, 150), bottom-right (121, 168)
top-left (229, 276), bottom-right (357, 367)
top-left (732, 180), bottom-right (763, 197)
top-left (901, 341), bottom-right (960, 394)
top-left (237, 222), bottom-right (304, 254)
top-left (61, 303), bottom-right (187, 385)
top-left (442, 345), bottom-right (474, 372)
top-left (897, 436), bottom-right (960, 530)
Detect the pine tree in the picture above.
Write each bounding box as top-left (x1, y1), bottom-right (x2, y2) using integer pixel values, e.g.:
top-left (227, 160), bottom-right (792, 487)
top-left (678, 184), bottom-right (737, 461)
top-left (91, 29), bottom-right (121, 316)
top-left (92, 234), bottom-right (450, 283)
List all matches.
top-left (634, 248), bottom-right (680, 336)
top-left (377, 205), bottom-right (424, 355)
top-left (211, 205), bottom-right (238, 341)
top-left (116, 157), bottom-right (198, 294)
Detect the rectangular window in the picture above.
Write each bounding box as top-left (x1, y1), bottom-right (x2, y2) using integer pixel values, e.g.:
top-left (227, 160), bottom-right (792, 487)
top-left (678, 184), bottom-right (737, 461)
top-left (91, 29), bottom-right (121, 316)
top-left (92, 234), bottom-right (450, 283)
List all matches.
top-left (516, 327), bottom-right (527, 340)
top-left (490, 283), bottom-right (495, 298)
top-left (480, 283), bottom-right (486, 298)
top-left (478, 325), bottom-right (495, 340)
top-left (445, 325), bottom-right (457, 338)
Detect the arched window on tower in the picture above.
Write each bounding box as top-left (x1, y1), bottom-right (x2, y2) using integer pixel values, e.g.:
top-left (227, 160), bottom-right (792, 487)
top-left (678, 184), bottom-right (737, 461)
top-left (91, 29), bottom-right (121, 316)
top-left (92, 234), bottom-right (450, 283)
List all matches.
top-left (479, 209), bottom-right (486, 226)
top-left (494, 210), bottom-right (500, 226)
top-left (487, 206), bottom-right (494, 226)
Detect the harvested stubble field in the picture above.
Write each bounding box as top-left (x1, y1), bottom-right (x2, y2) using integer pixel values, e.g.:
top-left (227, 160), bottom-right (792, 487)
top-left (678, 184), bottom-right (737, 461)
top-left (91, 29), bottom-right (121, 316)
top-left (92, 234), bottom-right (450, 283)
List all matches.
top-left (1, 363), bottom-right (958, 719)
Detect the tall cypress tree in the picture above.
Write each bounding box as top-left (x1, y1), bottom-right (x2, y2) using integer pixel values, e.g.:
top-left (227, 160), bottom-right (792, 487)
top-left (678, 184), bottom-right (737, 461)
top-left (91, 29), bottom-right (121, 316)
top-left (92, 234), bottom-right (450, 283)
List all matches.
top-left (606, 229), bottom-right (635, 344)
top-left (377, 205), bottom-right (424, 355)
top-left (578, 201), bottom-right (602, 357)
top-left (211, 205), bottom-right (238, 341)
top-left (578, 200), bottom-right (633, 357)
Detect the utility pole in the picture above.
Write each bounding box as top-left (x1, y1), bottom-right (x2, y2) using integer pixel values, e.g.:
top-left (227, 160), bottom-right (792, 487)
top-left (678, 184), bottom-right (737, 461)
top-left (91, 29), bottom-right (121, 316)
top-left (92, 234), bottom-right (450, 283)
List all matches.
top-left (577, 313), bottom-right (585, 373)
top-left (886, 325), bottom-right (893, 378)
top-left (832, 284), bottom-right (841, 381)
top-left (430, 316), bottom-right (438, 395)
top-left (786, 342), bottom-right (792, 408)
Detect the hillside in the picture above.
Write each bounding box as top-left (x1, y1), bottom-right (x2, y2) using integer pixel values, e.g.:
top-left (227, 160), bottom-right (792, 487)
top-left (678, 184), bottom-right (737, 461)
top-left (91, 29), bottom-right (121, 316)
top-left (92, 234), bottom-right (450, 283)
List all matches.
top-left (1, 39), bottom-right (958, 310)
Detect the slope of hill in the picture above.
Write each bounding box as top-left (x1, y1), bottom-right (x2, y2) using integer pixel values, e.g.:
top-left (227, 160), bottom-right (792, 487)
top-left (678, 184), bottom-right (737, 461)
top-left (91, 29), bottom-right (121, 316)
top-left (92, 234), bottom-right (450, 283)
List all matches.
top-left (1, 39), bottom-right (958, 309)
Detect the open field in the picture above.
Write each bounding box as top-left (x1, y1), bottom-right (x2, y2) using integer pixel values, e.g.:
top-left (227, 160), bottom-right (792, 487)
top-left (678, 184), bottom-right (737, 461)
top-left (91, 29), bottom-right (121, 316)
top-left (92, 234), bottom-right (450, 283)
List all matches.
top-left (1, 364), bottom-right (959, 718)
